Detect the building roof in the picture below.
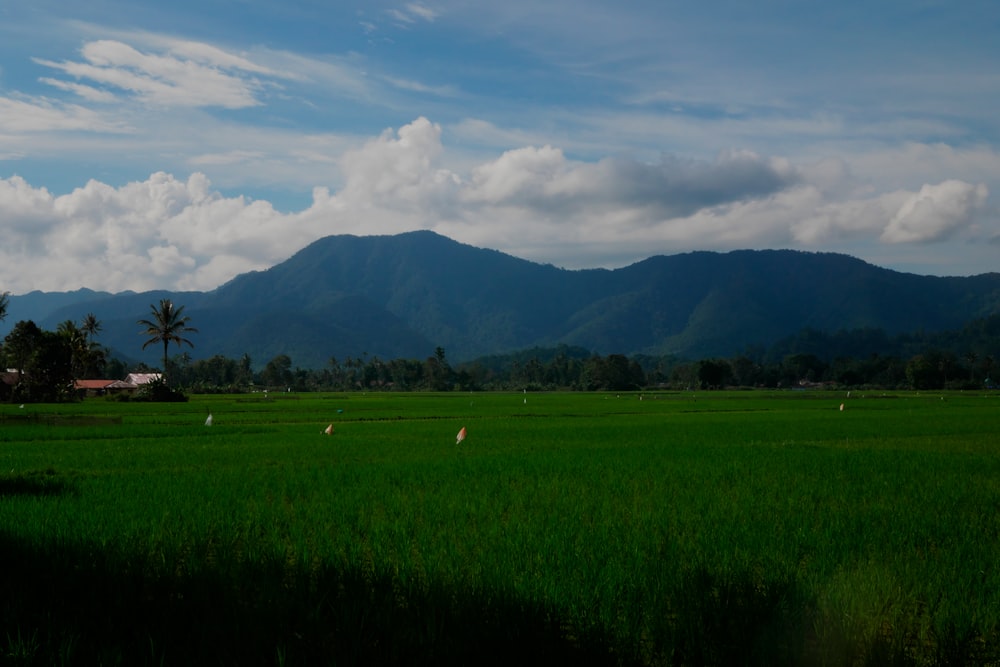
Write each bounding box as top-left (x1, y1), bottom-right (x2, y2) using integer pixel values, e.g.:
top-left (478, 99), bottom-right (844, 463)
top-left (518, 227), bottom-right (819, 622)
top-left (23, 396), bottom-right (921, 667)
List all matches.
top-left (125, 373), bottom-right (161, 385)
top-left (106, 380), bottom-right (138, 389)
top-left (75, 379), bottom-right (115, 390)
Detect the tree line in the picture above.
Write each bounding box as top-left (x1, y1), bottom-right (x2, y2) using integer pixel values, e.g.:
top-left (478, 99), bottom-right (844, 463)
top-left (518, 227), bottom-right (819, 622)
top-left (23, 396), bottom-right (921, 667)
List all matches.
top-left (0, 296), bottom-right (197, 403)
top-left (166, 345), bottom-right (994, 394)
top-left (2, 292), bottom-right (997, 402)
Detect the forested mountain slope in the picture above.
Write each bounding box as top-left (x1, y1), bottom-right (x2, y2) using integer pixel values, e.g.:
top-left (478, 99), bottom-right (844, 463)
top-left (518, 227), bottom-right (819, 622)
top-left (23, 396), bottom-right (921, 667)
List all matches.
top-left (5, 231), bottom-right (998, 369)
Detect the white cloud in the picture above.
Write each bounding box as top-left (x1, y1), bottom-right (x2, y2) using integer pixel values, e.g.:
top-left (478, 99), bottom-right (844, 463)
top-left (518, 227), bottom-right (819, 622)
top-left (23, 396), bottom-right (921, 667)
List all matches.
top-left (0, 172), bottom-right (296, 293)
top-left (848, 142), bottom-right (1000, 192)
top-left (450, 118), bottom-right (554, 151)
top-left (881, 180), bottom-right (989, 243)
top-left (386, 3), bottom-right (438, 25)
top-left (382, 75), bottom-right (458, 97)
top-left (0, 95), bottom-right (129, 133)
top-left (159, 39), bottom-right (278, 76)
top-left (462, 146), bottom-right (798, 221)
top-left (0, 177), bottom-right (60, 234)
top-left (189, 150), bottom-right (268, 166)
top-left (37, 78), bottom-right (120, 103)
top-left (335, 117), bottom-right (460, 210)
top-left (464, 145), bottom-right (567, 205)
top-left (0, 118), bottom-right (997, 295)
top-left (35, 39), bottom-right (275, 109)
top-left (405, 3), bottom-right (438, 22)
top-left (791, 192), bottom-right (897, 245)
top-left (146, 243), bottom-right (197, 277)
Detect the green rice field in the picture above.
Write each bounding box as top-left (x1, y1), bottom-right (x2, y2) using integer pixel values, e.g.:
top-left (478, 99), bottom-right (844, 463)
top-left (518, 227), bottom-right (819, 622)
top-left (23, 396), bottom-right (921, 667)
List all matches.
top-left (2, 390), bottom-right (999, 665)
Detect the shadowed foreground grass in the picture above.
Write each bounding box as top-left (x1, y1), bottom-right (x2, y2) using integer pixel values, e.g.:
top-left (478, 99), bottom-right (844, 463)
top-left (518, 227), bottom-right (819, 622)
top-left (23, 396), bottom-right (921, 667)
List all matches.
top-left (5, 530), bottom-right (994, 666)
top-left (1, 532), bottom-right (817, 667)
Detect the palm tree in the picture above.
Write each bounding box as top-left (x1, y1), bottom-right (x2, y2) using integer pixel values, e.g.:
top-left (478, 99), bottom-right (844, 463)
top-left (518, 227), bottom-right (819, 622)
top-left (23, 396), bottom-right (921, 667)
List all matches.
top-left (81, 313), bottom-right (102, 341)
top-left (57, 319), bottom-right (88, 379)
top-left (74, 313), bottom-right (108, 378)
top-left (137, 299), bottom-right (198, 385)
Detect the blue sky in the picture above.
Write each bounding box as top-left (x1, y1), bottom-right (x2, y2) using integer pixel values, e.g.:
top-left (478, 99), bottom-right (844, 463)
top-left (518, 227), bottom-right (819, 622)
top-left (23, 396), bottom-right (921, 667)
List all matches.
top-left (1, 0), bottom-right (998, 294)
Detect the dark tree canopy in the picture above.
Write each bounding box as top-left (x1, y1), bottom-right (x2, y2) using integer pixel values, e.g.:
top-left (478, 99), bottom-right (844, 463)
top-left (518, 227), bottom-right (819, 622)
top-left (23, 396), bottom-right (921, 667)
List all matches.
top-left (3, 320), bottom-right (75, 402)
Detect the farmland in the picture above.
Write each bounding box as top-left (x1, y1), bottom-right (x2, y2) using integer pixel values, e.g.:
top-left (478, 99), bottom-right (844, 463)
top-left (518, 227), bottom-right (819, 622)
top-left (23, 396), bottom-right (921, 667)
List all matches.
top-left (2, 391), bottom-right (999, 666)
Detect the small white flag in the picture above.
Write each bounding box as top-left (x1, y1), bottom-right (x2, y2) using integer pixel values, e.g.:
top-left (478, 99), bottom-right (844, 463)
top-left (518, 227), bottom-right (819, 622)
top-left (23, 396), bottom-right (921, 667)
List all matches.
top-left (205, 413), bottom-right (213, 426)
top-left (324, 423), bottom-right (334, 435)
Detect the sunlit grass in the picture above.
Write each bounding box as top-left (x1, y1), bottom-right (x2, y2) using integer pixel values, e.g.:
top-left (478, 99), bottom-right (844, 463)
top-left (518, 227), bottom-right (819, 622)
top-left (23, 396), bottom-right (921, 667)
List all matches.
top-left (1, 390), bottom-right (998, 664)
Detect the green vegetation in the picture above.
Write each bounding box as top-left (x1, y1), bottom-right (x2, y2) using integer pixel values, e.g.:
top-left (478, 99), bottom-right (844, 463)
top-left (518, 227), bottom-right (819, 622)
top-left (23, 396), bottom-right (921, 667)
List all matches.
top-left (137, 299), bottom-right (198, 386)
top-left (3, 268), bottom-right (999, 398)
top-left (106, 335), bottom-right (997, 393)
top-left (2, 311), bottom-right (113, 403)
top-left (2, 391), bottom-right (998, 665)
top-left (6, 236), bottom-right (1000, 370)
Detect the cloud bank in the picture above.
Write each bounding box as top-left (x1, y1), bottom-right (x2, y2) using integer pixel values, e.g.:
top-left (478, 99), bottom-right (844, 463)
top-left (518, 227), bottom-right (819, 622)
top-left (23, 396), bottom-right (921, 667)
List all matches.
top-left (0, 118), bottom-right (993, 295)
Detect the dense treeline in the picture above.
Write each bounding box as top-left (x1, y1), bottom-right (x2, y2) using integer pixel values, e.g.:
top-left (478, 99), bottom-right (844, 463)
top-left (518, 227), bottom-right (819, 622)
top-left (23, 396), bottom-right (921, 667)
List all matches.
top-left (166, 343), bottom-right (994, 394)
top-left (162, 316), bottom-right (998, 393)
top-left (0, 293), bottom-right (109, 402)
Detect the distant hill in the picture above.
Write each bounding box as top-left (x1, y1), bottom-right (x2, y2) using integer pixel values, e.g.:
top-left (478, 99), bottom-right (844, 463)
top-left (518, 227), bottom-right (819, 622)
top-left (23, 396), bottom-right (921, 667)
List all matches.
top-left (2, 288), bottom-right (115, 331)
top-left (4, 231), bottom-right (1000, 369)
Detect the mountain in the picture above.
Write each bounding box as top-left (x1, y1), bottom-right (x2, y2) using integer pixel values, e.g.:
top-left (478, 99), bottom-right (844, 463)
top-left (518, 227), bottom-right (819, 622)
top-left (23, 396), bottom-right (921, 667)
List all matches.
top-left (5, 231), bottom-right (1000, 369)
top-left (1, 288), bottom-right (115, 332)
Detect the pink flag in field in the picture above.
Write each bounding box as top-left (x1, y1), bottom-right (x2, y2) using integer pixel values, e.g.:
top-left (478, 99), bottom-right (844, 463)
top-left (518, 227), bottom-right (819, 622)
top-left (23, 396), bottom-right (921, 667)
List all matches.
top-left (456, 426), bottom-right (467, 444)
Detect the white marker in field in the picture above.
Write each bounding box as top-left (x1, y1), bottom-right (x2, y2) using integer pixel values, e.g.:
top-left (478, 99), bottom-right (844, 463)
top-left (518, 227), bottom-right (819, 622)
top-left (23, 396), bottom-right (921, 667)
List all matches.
top-left (205, 413), bottom-right (213, 426)
top-left (839, 403), bottom-right (844, 411)
top-left (324, 423), bottom-right (334, 435)
top-left (456, 426), bottom-right (467, 444)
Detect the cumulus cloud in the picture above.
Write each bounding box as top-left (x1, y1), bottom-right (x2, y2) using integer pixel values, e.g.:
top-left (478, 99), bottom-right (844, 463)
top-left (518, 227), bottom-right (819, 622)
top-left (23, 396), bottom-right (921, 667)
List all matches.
top-left (0, 117), bottom-right (995, 294)
top-left (463, 145), bottom-right (567, 205)
top-left (881, 180), bottom-right (989, 243)
top-left (463, 146), bottom-right (797, 219)
top-left (335, 117), bottom-right (460, 211)
top-left (0, 172), bottom-right (295, 293)
top-left (788, 178), bottom-right (990, 246)
top-left (791, 193), bottom-right (895, 244)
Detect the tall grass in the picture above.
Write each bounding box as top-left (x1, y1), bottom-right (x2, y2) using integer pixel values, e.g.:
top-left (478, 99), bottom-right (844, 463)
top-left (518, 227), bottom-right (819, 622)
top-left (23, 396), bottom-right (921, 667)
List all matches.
top-left (1, 391), bottom-right (998, 665)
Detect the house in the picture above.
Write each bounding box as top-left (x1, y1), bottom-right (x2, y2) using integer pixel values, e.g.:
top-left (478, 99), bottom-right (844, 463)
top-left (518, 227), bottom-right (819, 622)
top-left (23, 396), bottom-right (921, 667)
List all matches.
top-left (75, 379), bottom-right (115, 397)
top-left (75, 376), bottom-right (155, 397)
top-left (74, 379), bottom-right (144, 397)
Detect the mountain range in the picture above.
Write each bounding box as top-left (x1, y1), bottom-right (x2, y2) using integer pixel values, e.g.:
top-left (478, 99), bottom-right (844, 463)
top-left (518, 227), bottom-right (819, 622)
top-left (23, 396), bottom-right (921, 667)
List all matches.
top-left (3, 231), bottom-right (1000, 369)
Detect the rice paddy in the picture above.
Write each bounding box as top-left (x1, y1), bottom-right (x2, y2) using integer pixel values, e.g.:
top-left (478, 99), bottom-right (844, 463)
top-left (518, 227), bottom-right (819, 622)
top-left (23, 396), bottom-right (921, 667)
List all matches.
top-left (2, 390), bottom-right (998, 665)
